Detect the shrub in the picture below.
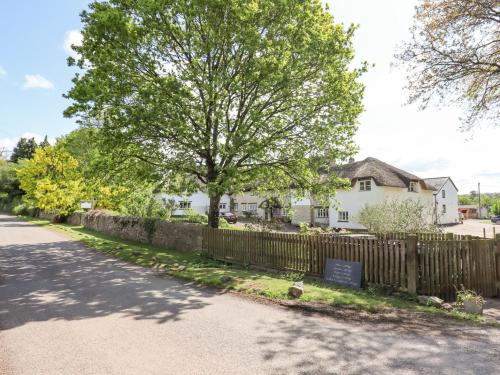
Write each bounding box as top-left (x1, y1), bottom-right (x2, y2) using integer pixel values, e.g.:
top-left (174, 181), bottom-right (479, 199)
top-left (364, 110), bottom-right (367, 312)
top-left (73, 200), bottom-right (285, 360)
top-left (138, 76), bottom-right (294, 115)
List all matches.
top-left (183, 208), bottom-right (208, 224)
top-left (491, 201), bottom-right (500, 216)
top-left (357, 198), bottom-right (440, 233)
top-left (218, 217), bottom-right (230, 228)
top-left (456, 286), bottom-right (484, 306)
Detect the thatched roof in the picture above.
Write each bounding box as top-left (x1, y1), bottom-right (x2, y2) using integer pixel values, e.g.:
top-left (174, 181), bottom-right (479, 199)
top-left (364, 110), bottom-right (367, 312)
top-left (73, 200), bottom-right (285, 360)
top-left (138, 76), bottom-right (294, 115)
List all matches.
top-left (423, 177), bottom-right (458, 193)
top-left (335, 157), bottom-right (435, 190)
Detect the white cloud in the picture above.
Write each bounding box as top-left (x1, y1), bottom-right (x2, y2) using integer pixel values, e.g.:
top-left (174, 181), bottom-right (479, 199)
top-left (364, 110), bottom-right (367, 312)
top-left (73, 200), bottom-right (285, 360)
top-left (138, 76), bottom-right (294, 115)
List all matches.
top-left (64, 30), bottom-right (83, 59)
top-left (0, 65), bottom-right (6, 78)
top-left (23, 74), bottom-right (54, 90)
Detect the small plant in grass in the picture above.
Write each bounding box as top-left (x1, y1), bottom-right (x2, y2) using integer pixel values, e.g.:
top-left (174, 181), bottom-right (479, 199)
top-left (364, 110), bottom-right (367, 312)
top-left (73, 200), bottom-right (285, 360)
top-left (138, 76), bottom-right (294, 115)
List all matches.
top-left (456, 286), bottom-right (485, 314)
top-left (366, 283), bottom-right (395, 296)
top-left (279, 271), bottom-right (305, 282)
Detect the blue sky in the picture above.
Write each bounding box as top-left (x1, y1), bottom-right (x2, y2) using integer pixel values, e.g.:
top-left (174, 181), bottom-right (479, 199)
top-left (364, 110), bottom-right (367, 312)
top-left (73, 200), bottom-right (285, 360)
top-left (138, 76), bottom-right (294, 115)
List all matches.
top-left (0, 0), bottom-right (88, 141)
top-left (0, 0), bottom-right (498, 193)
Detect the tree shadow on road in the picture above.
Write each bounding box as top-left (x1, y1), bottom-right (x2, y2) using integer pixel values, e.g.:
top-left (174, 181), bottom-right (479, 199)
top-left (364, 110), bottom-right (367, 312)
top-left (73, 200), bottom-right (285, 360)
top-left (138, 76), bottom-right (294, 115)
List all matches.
top-left (0, 241), bottom-right (212, 330)
top-left (254, 312), bottom-right (500, 374)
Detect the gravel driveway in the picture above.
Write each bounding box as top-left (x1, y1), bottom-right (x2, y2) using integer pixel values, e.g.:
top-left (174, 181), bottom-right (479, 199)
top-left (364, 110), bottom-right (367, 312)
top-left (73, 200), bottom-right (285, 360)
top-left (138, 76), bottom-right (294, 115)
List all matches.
top-left (1, 214), bottom-right (500, 375)
top-left (444, 219), bottom-right (499, 238)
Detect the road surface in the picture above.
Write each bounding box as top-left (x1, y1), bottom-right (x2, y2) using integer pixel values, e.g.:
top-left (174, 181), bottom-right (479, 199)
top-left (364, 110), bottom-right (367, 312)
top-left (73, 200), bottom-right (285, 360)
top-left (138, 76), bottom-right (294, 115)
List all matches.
top-left (444, 219), bottom-right (498, 239)
top-left (1, 213), bottom-right (499, 375)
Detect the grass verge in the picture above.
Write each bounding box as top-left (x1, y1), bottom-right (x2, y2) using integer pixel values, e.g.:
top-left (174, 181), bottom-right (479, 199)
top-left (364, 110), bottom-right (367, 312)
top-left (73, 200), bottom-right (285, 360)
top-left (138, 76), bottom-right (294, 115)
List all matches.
top-left (20, 216), bottom-right (499, 326)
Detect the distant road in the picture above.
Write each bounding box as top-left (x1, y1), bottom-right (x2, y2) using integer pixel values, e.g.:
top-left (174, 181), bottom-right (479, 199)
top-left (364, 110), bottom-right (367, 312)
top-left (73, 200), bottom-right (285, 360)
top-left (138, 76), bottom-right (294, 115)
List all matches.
top-left (1, 213), bottom-right (500, 374)
top-left (444, 219), bottom-right (498, 238)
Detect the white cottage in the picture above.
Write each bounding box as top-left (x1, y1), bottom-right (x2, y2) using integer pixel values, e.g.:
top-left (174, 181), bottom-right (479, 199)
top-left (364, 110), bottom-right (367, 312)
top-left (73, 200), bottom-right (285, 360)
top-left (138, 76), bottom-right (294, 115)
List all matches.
top-left (291, 157), bottom-right (436, 229)
top-left (422, 177), bottom-right (459, 225)
top-left (156, 191), bottom-right (231, 216)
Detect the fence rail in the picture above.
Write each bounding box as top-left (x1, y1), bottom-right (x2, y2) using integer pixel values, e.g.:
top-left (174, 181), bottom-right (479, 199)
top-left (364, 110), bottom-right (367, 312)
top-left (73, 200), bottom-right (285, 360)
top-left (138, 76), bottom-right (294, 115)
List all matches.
top-left (203, 228), bottom-right (499, 300)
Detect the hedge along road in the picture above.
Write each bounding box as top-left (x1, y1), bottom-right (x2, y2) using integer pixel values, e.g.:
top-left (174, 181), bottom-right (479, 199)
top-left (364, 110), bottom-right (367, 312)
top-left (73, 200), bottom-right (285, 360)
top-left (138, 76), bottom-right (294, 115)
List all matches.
top-left (1, 213), bottom-right (500, 375)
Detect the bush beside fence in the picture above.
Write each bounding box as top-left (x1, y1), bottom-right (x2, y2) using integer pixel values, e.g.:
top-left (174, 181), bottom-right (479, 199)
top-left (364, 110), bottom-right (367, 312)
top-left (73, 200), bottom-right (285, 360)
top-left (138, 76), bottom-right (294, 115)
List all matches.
top-left (203, 228), bottom-right (499, 300)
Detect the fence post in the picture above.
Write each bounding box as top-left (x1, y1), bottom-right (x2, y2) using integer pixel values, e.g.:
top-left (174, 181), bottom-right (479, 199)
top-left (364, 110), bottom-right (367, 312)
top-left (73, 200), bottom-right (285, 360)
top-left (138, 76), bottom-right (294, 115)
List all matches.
top-left (496, 234), bottom-right (500, 294)
top-left (407, 234), bottom-right (418, 295)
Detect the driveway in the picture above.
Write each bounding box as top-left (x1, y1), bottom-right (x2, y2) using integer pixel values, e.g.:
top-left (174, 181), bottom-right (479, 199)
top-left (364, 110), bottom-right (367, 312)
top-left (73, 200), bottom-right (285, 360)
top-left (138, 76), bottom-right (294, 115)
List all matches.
top-left (1, 214), bottom-right (500, 375)
top-left (444, 219), bottom-right (498, 238)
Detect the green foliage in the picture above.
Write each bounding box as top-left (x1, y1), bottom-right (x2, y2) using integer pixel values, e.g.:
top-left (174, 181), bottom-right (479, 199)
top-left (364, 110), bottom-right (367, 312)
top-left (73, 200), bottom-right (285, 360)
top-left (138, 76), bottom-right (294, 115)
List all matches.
top-left (121, 186), bottom-right (173, 220)
top-left (17, 146), bottom-right (85, 217)
top-left (456, 286), bottom-right (484, 306)
top-left (458, 195), bottom-right (474, 205)
top-left (279, 271), bottom-right (305, 282)
top-left (183, 209), bottom-right (209, 224)
top-left (357, 199), bottom-right (440, 234)
top-left (491, 201), bottom-right (500, 216)
top-left (143, 218), bottom-right (157, 242)
top-left (218, 217), bottom-right (230, 229)
top-left (458, 193), bottom-right (500, 213)
top-left (39, 135), bottom-right (50, 149)
top-left (0, 159), bottom-right (23, 208)
top-left (55, 127), bottom-right (155, 211)
top-left (65, 0), bottom-right (366, 228)
top-left (10, 137), bottom-right (38, 163)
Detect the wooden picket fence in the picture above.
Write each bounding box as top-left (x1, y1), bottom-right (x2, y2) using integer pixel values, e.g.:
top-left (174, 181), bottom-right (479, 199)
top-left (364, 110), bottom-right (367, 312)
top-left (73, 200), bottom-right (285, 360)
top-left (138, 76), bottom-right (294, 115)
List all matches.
top-left (203, 228), bottom-right (499, 300)
top-left (374, 232), bottom-right (480, 241)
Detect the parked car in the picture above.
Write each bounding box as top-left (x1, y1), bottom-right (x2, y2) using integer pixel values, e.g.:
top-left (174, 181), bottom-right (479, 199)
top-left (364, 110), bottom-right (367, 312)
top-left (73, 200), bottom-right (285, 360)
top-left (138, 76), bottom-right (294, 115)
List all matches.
top-left (491, 215), bottom-right (500, 224)
top-left (220, 212), bottom-right (238, 224)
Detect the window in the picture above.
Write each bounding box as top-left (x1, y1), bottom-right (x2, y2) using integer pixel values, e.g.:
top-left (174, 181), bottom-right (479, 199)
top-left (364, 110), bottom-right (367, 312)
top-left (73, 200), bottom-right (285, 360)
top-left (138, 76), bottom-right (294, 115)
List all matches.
top-left (248, 203), bottom-right (257, 211)
top-left (359, 179), bottom-right (372, 191)
top-left (338, 211), bottom-right (349, 222)
top-left (219, 202), bottom-right (227, 210)
top-left (409, 181), bottom-right (418, 192)
top-left (442, 204), bottom-right (446, 213)
top-left (442, 190), bottom-right (446, 198)
top-left (315, 207), bottom-right (329, 218)
top-left (233, 203), bottom-right (238, 211)
top-left (241, 203), bottom-right (247, 211)
top-left (179, 201), bottom-right (191, 209)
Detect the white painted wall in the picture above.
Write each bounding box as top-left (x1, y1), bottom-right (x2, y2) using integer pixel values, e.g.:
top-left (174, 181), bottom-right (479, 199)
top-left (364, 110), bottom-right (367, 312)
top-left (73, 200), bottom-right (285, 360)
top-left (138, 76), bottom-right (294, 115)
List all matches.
top-left (433, 179), bottom-right (459, 224)
top-left (156, 192), bottom-right (230, 216)
top-left (328, 179), bottom-right (435, 229)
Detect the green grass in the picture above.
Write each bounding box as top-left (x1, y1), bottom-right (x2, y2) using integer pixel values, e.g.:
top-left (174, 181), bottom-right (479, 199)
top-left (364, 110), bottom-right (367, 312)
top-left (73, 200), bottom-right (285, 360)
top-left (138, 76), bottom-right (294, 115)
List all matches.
top-left (20, 216), bottom-right (498, 326)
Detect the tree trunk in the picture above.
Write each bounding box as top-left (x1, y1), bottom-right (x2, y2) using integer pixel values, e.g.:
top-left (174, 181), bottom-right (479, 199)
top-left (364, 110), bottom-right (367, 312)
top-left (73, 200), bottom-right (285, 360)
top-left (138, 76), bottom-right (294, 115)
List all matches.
top-left (208, 195), bottom-right (221, 228)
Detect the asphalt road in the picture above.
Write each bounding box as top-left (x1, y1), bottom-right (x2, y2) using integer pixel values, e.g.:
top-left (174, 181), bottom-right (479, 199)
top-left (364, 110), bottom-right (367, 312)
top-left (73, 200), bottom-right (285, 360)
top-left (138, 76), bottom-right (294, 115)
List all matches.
top-left (1, 213), bottom-right (500, 375)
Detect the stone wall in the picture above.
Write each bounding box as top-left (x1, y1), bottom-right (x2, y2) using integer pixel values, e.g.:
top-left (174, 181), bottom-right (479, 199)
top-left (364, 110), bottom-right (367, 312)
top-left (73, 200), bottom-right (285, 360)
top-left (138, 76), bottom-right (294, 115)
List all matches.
top-left (67, 212), bottom-right (84, 225)
top-left (68, 210), bottom-right (203, 252)
top-left (39, 211), bottom-right (56, 221)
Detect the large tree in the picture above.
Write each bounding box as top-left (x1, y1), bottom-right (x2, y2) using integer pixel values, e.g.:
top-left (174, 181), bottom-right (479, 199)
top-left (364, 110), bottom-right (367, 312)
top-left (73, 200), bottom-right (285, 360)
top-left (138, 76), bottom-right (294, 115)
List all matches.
top-left (17, 147), bottom-right (85, 217)
top-left (10, 137), bottom-right (38, 163)
top-left (65, 0), bottom-right (365, 227)
top-left (397, 0), bottom-right (499, 129)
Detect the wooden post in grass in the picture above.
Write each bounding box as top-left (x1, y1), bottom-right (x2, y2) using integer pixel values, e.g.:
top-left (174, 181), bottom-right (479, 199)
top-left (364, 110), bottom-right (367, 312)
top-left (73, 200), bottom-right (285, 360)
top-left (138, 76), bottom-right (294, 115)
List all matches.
top-left (407, 234), bottom-right (418, 294)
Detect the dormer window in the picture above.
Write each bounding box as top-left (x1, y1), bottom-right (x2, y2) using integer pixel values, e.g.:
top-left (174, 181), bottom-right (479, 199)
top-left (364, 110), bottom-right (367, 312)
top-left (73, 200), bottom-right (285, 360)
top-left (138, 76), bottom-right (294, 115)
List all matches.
top-left (409, 181), bottom-right (418, 192)
top-left (359, 179), bottom-right (372, 191)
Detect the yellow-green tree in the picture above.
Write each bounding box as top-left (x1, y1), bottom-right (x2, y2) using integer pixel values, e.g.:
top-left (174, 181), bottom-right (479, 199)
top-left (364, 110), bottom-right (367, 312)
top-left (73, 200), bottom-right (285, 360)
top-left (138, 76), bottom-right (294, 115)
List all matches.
top-left (17, 147), bottom-right (85, 217)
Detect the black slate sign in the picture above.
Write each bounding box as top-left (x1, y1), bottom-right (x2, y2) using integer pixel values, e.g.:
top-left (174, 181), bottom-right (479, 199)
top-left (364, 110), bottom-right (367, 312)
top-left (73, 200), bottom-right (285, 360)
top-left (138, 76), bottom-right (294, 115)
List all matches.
top-left (324, 258), bottom-right (362, 290)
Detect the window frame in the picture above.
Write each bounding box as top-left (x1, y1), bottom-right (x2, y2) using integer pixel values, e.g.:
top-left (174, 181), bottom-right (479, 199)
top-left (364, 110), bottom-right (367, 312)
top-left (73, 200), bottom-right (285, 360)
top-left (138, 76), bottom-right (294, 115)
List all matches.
top-left (179, 200), bottom-right (192, 209)
top-left (442, 204), bottom-right (447, 213)
top-left (247, 203), bottom-right (257, 212)
top-left (219, 202), bottom-right (227, 210)
top-left (442, 190), bottom-right (446, 198)
top-left (233, 203), bottom-right (238, 211)
top-left (409, 181), bottom-right (418, 192)
top-left (240, 203), bottom-right (247, 211)
top-left (338, 211), bottom-right (349, 222)
top-left (315, 207), bottom-right (329, 219)
top-left (359, 179), bottom-right (372, 192)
